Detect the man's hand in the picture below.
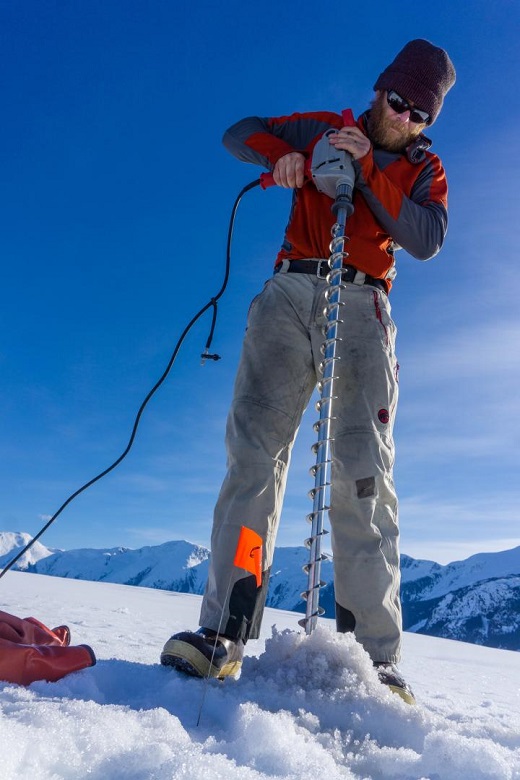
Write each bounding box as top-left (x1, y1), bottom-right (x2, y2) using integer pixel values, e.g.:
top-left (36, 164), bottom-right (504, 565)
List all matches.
top-left (328, 126), bottom-right (371, 160)
top-left (273, 151), bottom-right (306, 188)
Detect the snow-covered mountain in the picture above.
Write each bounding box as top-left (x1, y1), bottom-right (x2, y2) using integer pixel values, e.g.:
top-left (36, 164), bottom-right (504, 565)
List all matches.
top-left (0, 531), bottom-right (55, 569)
top-left (400, 553), bottom-right (520, 649)
top-left (29, 539), bottom-right (210, 593)
top-left (2, 531), bottom-right (520, 650)
top-left (403, 574), bottom-right (520, 648)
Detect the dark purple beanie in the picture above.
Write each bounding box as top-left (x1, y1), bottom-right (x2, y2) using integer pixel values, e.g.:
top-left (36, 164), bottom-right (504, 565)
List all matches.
top-left (373, 39), bottom-right (455, 124)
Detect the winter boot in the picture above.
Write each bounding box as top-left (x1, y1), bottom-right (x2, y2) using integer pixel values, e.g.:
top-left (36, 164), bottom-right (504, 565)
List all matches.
top-left (374, 662), bottom-right (416, 705)
top-left (160, 628), bottom-right (244, 679)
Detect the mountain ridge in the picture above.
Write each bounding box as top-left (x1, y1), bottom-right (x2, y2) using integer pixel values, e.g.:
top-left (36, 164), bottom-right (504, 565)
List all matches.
top-left (2, 531), bottom-right (519, 650)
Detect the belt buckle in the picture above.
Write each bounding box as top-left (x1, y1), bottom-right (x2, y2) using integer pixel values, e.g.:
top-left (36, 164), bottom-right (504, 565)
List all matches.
top-left (316, 259), bottom-right (329, 279)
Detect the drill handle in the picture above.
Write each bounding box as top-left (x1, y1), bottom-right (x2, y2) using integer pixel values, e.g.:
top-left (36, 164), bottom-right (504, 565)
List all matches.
top-left (259, 171), bottom-right (276, 189)
top-left (260, 109), bottom-right (356, 191)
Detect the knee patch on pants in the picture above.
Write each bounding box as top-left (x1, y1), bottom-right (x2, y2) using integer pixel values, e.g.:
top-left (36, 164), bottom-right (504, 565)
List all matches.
top-left (355, 476), bottom-right (376, 499)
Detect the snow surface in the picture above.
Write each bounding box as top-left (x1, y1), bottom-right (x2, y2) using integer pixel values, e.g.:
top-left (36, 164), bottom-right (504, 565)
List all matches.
top-left (1, 571), bottom-right (520, 780)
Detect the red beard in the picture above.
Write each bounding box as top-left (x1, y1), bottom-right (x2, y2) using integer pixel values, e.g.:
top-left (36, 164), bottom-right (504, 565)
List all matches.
top-left (367, 93), bottom-right (425, 152)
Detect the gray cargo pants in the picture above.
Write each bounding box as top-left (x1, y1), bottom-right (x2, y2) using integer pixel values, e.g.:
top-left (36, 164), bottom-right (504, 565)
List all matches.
top-left (199, 269), bottom-right (401, 663)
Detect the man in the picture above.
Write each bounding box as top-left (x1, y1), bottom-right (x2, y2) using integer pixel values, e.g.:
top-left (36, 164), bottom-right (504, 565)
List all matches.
top-left (161, 40), bottom-right (455, 704)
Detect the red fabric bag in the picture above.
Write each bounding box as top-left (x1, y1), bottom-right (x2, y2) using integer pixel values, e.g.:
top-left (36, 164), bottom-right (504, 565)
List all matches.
top-left (0, 610), bottom-right (96, 685)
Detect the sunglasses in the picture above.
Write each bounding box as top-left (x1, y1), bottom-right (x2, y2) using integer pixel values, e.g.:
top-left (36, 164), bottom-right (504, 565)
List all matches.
top-left (386, 90), bottom-right (430, 125)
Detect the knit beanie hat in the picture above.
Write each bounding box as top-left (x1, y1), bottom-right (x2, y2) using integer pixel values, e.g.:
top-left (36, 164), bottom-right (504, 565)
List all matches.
top-left (373, 39), bottom-right (455, 124)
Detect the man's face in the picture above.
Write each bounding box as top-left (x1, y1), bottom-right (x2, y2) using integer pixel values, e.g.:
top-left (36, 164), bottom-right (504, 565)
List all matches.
top-left (367, 90), bottom-right (427, 152)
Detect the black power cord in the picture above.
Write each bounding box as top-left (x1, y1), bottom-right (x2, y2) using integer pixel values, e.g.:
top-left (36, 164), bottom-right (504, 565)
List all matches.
top-left (0, 177), bottom-right (262, 580)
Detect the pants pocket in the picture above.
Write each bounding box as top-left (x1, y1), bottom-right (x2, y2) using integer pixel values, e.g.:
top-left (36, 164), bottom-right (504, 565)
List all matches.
top-left (246, 279), bottom-right (272, 328)
top-left (372, 290), bottom-right (396, 351)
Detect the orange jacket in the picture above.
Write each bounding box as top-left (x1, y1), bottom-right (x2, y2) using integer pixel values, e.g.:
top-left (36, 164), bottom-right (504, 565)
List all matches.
top-left (223, 111), bottom-right (448, 290)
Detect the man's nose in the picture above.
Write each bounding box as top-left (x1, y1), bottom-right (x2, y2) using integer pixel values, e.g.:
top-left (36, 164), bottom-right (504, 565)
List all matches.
top-left (395, 110), bottom-right (411, 124)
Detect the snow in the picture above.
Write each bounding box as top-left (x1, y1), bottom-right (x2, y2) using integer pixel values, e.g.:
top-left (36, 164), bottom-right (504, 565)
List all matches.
top-left (1, 571), bottom-right (520, 779)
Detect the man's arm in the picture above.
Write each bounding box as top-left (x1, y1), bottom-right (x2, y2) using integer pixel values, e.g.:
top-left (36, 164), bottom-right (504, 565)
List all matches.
top-left (329, 125), bottom-right (448, 260)
top-left (224, 114), bottom-right (448, 261)
top-left (222, 112), bottom-right (341, 171)
top-left (354, 150), bottom-right (448, 260)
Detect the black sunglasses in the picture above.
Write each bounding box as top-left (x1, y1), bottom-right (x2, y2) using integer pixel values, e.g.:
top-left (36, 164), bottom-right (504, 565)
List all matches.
top-left (386, 90), bottom-right (430, 125)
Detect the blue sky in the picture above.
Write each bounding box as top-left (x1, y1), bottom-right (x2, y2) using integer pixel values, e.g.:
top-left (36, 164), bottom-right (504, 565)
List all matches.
top-left (1, 0), bottom-right (519, 565)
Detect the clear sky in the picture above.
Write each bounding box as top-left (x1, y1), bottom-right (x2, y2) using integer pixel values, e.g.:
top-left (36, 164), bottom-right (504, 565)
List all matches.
top-left (1, 0), bottom-right (519, 565)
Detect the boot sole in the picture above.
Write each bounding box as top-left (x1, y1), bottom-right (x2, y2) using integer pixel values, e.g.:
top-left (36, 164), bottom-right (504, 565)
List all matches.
top-left (160, 638), bottom-right (242, 680)
top-left (387, 684), bottom-right (416, 706)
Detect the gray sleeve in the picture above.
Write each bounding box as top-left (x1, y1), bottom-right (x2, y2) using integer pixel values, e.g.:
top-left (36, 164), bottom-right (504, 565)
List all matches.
top-left (222, 117), bottom-right (274, 167)
top-left (222, 113), bottom-right (338, 169)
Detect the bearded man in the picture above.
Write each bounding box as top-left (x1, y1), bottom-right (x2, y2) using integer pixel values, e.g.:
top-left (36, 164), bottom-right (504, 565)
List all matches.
top-left (161, 39), bottom-right (455, 705)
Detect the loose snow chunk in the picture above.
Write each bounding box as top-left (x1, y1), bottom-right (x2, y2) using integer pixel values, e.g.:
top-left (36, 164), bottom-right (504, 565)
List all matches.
top-left (231, 626), bottom-right (429, 751)
top-left (242, 625), bottom-right (378, 700)
top-left (420, 731), bottom-right (516, 780)
top-left (206, 701), bottom-right (358, 780)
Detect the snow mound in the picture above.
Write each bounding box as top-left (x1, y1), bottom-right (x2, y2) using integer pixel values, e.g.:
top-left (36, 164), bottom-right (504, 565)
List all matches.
top-left (212, 626), bottom-right (520, 780)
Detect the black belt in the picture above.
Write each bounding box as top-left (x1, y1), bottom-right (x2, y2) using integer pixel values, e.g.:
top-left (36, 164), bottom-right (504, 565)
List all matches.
top-left (275, 259), bottom-right (387, 293)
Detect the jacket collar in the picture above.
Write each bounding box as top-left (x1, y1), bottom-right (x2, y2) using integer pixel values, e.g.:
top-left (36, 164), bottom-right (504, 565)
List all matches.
top-left (407, 133), bottom-right (432, 163)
